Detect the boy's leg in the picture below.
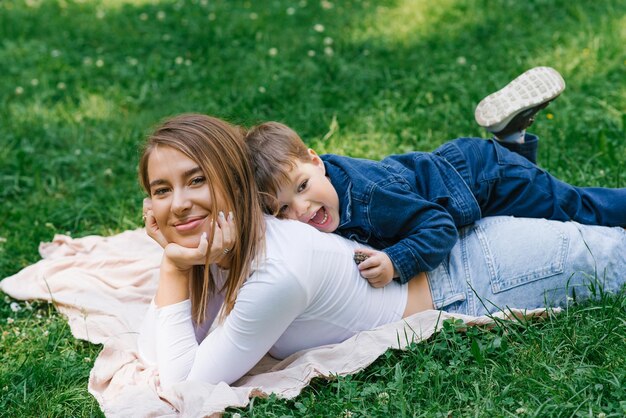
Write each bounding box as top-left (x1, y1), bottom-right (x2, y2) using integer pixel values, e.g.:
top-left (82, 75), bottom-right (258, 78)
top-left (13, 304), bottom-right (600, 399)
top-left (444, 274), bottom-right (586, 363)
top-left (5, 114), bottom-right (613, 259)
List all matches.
top-left (458, 138), bottom-right (626, 227)
top-left (497, 133), bottom-right (538, 164)
top-left (475, 66), bottom-right (566, 164)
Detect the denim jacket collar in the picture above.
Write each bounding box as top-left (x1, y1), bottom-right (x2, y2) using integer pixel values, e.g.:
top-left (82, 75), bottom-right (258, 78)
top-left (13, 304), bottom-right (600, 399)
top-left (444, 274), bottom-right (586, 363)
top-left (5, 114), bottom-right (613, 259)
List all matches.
top-left (323, 159), bottom-right (352, 228)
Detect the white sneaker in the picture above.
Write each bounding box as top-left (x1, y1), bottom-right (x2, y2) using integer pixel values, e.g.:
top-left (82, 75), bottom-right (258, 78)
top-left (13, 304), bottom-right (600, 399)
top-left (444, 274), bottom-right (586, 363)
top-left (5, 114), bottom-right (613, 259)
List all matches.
top-left (475, 66), bottom-right (566, 135)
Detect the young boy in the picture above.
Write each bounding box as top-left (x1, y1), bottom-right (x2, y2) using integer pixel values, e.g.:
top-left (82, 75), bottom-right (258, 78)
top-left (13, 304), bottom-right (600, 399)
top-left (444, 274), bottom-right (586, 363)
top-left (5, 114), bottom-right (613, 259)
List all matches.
top-left (245, 67), bottom-right (626, 288)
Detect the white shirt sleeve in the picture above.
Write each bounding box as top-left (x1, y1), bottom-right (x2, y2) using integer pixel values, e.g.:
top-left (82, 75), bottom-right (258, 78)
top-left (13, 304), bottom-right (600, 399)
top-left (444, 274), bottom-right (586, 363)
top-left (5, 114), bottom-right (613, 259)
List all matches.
top-left (138, 261), bottom-right (308, 387)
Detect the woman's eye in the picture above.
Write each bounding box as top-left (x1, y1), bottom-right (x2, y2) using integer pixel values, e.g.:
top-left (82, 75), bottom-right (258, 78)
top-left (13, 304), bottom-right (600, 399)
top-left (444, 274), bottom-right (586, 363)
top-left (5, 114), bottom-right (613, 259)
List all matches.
top-left (191, 176), bottom-right (206, 185)
top-left (297, 179), bottom-right (308, 193)
top-left (153, 187), bottom-right (170, 196)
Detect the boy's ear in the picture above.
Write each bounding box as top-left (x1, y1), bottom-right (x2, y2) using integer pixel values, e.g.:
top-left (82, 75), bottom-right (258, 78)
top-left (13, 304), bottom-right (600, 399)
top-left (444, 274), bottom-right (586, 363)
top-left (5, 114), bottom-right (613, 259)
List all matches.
top-left (307, 149), bottom-right (326, 174)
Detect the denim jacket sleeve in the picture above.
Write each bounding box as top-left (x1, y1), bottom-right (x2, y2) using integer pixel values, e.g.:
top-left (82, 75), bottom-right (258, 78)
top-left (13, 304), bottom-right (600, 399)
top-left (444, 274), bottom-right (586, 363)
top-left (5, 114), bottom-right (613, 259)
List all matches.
top-left (368, 180), bottom-right (459, 284)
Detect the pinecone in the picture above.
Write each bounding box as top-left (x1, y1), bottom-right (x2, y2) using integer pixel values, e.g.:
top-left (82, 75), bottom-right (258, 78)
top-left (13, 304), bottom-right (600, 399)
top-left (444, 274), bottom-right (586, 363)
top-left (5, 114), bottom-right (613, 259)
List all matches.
top-left (353, 252), bottom-right (369, 265)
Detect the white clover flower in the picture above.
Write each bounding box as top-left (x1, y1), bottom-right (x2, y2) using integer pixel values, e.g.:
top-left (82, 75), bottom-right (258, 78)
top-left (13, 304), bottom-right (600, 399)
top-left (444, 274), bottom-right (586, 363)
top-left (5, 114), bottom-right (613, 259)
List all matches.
top-left (103, 168), bottom-right (113, 176)
top-left (57, 82), bottom-right (67, 90)
top-left (208, 12), bottom-right (216, 21)
top-left (324, 46), bottom-right (334, 56)
top-left (249, 12), bottom-right (258, 20)
top-left (268, 47), bottom-right (278, 57)
top-left (200, 0), bottom-right (208, 6)
top-left (286, 7), bottom-right (295, 15)
top-left (258, 86), bottom-right (266, 93)
top-left (30, 78), bottom-right (39, 86)
top-left (6, 318), bottom-right (14, 324)
top-left (307, 50), bottom-right (316, 57)
top-left (15, 86), bottom-right (24, 95)
top-left (515, 407), bottom-right (526, 414)
top-left (139, 12), bottom-right (148, 21)
top-left (127, 57), bottom-right (138, 66)
top-left (299, 0), bottom-right (307, 6)
top-left (162, 34), bottom-right (172, 41)
top-left (323, 36), bottom-right (333, 45)
top-left (0, 237), bottom-right (6, 244)
top-left (184, 59), bottom-right (192, 66)
top-left (313, 24), bottom-right (325, 32)
top-left (10, 302), bottom-right (21, 312)
top-left (83, 357), bottom-right (91, 363)
top-left (377, 391), bottom-right (390, 404)
top-left (157, 11), bottom-right (166, 20)
top-left (96, 10), bottom-right (105, 19)
top-left (175, 56), bottom-right (184, 65)
top-left (456, 56), bottom-right (467, 65)
top-left (83, 56), bottom-right (93, 66)
top-left (95, 59), bottom-right (104, 67)
top-left (232, 413), bottom-right (241, 418)
top-left (43, 330), bottom-right (49, 336)
top-left (51, 49), bottom-right (61, 57)
top-left (321, 0), bottom-right (334, 9)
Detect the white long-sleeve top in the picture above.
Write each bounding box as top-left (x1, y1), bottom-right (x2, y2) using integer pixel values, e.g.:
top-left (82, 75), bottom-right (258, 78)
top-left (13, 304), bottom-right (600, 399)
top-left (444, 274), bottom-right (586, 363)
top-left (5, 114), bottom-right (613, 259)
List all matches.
top-left (137, 216), bottom-right (407, 386)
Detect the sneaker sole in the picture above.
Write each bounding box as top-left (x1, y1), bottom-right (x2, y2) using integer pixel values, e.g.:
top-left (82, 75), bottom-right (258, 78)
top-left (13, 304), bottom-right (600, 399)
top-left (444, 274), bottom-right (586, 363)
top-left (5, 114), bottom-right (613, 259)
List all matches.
top-left (474, 66), bottom-right (566, 132)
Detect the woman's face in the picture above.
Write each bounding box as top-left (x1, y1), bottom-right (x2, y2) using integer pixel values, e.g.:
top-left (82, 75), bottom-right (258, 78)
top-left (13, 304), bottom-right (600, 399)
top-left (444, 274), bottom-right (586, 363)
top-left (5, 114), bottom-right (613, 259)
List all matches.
top-left (146, 146), bottom-right (225, 248)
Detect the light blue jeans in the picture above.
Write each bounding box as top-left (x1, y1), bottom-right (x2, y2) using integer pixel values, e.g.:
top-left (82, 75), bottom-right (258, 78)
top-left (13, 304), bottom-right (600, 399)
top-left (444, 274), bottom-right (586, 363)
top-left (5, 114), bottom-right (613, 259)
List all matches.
top-left (427, 216), bottom-right (626, 316)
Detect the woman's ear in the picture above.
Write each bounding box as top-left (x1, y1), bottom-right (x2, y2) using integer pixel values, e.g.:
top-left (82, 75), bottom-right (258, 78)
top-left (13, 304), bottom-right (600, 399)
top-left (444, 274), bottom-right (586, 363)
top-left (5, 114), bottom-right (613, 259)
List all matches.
top-left (307, 149), bottom-right (326, 174)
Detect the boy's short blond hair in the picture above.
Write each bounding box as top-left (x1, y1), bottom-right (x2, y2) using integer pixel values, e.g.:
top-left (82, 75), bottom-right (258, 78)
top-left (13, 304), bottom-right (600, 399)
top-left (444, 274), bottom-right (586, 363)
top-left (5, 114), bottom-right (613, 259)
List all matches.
top-left (245, 122), bottom-right (312, 215)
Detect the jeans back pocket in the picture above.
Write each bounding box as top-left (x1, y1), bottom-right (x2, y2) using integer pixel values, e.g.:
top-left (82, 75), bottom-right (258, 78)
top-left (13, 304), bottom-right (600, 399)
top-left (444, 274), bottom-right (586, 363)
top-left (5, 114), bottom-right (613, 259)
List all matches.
top-left (474, 217), bottom-right (569, 293)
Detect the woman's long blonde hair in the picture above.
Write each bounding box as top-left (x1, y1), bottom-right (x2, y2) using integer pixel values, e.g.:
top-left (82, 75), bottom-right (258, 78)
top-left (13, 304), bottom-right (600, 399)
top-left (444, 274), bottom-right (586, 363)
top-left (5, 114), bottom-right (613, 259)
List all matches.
top-left (138, 114), bottom-right (265, 324)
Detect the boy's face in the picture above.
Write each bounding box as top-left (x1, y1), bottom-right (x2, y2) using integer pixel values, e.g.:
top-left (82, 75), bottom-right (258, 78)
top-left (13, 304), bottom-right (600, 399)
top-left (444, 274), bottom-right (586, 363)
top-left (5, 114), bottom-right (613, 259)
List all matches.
top-left (275, 150), bottom-right (341, 233)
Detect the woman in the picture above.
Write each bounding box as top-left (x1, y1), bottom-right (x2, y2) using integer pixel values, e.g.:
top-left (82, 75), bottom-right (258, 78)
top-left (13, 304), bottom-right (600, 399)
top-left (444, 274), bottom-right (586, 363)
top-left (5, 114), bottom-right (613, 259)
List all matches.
top-left (137, 114), bottom-right (626, 388)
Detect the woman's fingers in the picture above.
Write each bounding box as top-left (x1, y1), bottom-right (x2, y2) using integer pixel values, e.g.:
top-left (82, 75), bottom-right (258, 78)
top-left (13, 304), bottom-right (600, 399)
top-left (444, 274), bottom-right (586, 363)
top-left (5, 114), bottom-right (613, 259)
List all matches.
top-left (164, 233), bottom-right (209, 269)
top-left (211, 211), bottom-right (236, 259)
top-left (144, 209), bottom-right (169, 248)
top-left (219, 211), bottom-right (236, 251)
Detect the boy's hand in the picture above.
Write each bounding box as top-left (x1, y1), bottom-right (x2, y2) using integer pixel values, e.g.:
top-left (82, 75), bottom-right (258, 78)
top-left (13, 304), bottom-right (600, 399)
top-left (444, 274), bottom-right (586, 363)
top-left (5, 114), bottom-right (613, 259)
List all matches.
top-left (355, 248), bottom-right (398, 288)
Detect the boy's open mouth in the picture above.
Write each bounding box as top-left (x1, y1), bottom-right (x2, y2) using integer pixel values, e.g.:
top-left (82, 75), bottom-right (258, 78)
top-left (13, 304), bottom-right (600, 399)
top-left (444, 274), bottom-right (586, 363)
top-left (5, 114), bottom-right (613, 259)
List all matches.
top-left (309, 206), bottom-right (329, 227)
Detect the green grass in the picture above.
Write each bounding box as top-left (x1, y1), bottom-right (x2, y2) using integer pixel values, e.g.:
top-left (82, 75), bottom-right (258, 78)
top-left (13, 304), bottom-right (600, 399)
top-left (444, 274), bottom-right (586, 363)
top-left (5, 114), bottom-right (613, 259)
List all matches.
top-left (1, 0), bottom-right (625, 416)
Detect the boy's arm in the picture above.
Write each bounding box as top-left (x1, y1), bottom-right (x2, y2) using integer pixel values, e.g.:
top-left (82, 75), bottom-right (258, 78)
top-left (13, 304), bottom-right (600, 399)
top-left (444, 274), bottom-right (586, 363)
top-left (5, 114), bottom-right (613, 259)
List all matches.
top-left (369, 183), bottom-right (459, 284)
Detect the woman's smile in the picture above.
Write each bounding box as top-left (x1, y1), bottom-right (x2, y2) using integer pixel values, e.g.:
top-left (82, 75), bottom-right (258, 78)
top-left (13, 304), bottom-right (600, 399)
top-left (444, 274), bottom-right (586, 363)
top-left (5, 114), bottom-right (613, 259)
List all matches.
top-left (173, 216), bottom-right (208, 232)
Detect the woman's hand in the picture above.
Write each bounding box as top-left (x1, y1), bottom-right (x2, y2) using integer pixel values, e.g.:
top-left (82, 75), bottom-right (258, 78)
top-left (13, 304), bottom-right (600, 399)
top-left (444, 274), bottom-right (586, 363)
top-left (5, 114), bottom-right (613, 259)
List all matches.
top-left (355, 248), bottom-right (398, 288)
top-left (165, 211), bottom-right (236, 271)
top-left (143, 199), bottom-right (236, 271)
top-left (143, 198), bottom-right (168, 248)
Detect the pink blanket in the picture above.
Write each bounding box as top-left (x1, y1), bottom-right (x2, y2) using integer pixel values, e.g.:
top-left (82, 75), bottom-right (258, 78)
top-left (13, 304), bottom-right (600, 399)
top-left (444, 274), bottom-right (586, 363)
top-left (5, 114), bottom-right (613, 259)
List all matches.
top-left (0, 229), bottom-right (549, 416)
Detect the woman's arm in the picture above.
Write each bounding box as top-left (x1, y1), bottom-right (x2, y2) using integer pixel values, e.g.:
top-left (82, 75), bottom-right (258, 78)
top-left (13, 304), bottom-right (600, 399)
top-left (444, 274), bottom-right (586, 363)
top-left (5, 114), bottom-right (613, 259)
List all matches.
top-left (143, 262), bottom-right (307, 387)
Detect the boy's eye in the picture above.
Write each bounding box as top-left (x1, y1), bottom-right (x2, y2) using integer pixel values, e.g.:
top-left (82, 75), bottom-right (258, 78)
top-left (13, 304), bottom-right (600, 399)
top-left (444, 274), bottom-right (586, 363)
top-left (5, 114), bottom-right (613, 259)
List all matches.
top-left (297, 179), bottom-right (308, 193)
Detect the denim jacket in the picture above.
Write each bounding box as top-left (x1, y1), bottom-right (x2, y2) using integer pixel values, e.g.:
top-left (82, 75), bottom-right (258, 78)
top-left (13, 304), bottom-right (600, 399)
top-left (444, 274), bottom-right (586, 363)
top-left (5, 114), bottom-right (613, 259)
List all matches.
top-left (322, 147), bottom-right (481, 284)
